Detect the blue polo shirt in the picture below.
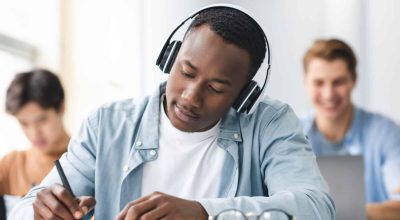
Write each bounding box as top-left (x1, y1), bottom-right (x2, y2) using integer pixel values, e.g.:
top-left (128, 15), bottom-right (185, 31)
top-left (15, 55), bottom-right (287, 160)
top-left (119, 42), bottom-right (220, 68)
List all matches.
top-left (301, 107), bottom-right (400, 202)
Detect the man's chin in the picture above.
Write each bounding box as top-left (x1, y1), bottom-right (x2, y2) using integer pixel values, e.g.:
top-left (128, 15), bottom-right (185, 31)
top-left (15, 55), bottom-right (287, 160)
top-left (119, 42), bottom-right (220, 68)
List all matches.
top-left (170, 117), bottom-right (206, 132)
top-left (319, 110), bottom-right (342, 121)
top-left (33, 144), bottom-right (51, 153)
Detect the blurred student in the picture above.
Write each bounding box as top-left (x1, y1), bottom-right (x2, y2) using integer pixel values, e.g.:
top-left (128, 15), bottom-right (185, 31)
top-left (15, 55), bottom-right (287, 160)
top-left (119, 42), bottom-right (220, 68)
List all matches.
top-left (0, 69), bottom-right (69, 196)
top-left (301, 38), bottom-right (400, 219)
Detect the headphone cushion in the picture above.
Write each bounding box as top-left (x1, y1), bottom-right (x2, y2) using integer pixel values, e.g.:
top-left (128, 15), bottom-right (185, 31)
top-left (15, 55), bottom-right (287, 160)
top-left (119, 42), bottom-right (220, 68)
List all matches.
top-left (233, 80), bottom-right (261, 113)
top-left (159, 40), bottom-right (182, 73)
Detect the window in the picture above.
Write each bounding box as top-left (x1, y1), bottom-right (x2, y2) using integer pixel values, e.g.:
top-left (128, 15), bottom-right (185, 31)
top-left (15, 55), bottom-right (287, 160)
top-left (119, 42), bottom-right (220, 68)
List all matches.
top-left (0, 44), bottom-right (33, 157)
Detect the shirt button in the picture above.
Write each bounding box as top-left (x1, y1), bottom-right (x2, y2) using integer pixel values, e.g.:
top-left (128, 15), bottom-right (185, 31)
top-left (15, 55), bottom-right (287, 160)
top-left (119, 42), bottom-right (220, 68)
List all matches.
top-left (149, 150), bottom-right (156, 156)
top-left (123, 165), bottom-right (129, 172)
top-left (234, 133), bottom-right (239, 139)
top-left (136, 141), bottom-right (142, 147)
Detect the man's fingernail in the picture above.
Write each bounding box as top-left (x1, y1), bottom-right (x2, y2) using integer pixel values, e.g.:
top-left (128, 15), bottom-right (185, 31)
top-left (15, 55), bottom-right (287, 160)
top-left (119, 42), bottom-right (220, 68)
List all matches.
top-left (74, 211), bottom-right (83, 219)
top-left (82, 206), bottom-right (89, 214)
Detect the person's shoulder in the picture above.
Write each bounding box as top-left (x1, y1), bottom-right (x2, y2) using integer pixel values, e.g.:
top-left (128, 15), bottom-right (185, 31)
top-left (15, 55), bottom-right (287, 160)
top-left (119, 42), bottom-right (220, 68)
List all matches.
top-left (254, 96), bottom-right (289, 114)
top-left (0, 150), bottom-right (28, 164)
top-left (98, 97), bottom-right (149, 112)
top-left (249, 96), bottom-right (298, 123)
top-left (87, 82), bottom-right (165, 121)
top-left (86, 97), bottom-right (151, 122)
top-left (357, 107), bottom-right (400, 131)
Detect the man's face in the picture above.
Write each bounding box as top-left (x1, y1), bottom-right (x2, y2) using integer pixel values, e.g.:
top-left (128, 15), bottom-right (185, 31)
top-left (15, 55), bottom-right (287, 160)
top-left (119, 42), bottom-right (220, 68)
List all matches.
top-left (15, 101), bottom-right (66, 154)
top-left (305, 58), bottom-right (355, 121)
top-left (165, 25), bottom-right (251, 132)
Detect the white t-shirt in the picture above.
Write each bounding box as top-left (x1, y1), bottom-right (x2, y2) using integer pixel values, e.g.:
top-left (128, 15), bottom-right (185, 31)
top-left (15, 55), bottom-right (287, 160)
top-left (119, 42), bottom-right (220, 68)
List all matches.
top-left (141, 99), bottom-right (226, 200)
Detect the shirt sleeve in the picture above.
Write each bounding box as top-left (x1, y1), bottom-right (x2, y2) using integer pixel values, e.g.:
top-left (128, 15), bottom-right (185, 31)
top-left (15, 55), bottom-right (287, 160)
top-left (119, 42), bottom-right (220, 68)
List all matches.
top-left (8, 113), bottom-right (99, 220)
top-left (198, 105), bottom-right (336, 220)
top-left (381, 119), bottom-right (400, 200)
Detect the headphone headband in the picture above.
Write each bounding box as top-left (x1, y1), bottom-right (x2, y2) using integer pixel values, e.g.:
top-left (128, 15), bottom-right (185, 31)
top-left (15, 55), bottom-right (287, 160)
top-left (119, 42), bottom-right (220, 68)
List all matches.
top-left (156, 4), bottom-right (270, 66)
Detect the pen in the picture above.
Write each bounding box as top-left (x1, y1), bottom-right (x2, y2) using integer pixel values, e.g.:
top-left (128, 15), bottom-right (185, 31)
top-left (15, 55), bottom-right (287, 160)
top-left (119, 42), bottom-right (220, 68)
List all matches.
top-left (54, 160), bottom-right (75, 198)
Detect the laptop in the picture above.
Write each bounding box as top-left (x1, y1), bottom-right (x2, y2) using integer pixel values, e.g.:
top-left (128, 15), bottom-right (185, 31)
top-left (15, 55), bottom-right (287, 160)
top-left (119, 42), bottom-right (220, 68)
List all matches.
top-left (316, 155), bottom-right (366, 220)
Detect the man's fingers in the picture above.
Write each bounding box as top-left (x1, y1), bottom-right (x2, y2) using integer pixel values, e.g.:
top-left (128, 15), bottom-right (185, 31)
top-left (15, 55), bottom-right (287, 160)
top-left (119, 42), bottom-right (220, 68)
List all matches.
top-left (116, 193), bottom-right (155, 219)
top-left (33, 200), bottom-right (62, 220)
top-left (139, 202), bottom-right (169, 220)
top-left (33, 199), bottom-right (56, 220)
top-left (36, 188), bottom-right (75, 219)
top-left (78, 196), bottom-right (96, 215)
top-left (51, 184), bottom-right (83, 219)
top-left (117, 195), bottom-right (161, 220)
top-left (124, 199), bottom-right (157, 220)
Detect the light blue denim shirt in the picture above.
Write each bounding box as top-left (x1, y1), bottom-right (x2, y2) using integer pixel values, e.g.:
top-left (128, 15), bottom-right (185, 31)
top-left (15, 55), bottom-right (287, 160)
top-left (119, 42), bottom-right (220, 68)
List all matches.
top-left (10, 82), bottom-right (335, 219)
top-left (301, 107), bottom-right (400, 203)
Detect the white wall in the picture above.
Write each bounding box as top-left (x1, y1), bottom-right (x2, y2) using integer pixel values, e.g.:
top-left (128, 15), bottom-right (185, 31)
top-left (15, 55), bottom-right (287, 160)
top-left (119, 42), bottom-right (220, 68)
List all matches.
top-left (0, 0), bottom-right (60, 157)
top-left (2, 0), bottom-right (400, 153)
top-left (138, 0), bottom-right (400, 123)
top-left (366, 0), bottom-right (400, 121)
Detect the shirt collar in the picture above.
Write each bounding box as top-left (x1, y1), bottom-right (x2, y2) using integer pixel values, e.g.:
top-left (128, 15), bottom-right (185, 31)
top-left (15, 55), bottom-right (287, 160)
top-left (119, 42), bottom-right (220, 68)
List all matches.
top-left (308, 105), bottom-right (363, 154)
top-left (133, 81), bottom-right (243, 151)
top-left (132, 83), bottom-right (164, 150)
top-left (342, 106), bottom-right (361, 147)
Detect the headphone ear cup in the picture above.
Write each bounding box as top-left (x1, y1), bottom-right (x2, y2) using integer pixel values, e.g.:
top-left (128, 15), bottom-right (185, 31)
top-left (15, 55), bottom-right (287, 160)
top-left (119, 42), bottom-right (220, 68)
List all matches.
top-left (233, 80), bottom-right (261, 113)
top-left (158, 40), bottom-right (182, 73)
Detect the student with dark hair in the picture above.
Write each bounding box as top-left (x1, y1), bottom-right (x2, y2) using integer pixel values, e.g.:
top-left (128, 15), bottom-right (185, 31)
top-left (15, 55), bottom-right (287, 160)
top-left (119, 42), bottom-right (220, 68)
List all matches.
top-left (301, 38), bottom-right (400, 219)
top-left (11, 6), bottom-right (334, 219)
top-left (0, 69), bottom-right (69, 197)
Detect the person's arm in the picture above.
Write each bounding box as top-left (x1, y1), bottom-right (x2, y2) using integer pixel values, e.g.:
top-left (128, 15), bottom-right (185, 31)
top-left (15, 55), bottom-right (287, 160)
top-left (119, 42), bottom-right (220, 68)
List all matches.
top-left (367, 201), bottom-right (400, 220)
top-left (198, 105), bottom-right (335, 219)
top-left (381, 119), bottom-right (400, 200)
top-left (367, 120), bottom-right (400, 220)
top-left (8, 113), bottom-right (99, 220)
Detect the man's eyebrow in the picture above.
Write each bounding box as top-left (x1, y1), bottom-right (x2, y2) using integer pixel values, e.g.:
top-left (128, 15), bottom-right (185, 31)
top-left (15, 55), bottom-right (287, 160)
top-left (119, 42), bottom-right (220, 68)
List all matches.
top-left (182, 60), bottom-right (198, 71)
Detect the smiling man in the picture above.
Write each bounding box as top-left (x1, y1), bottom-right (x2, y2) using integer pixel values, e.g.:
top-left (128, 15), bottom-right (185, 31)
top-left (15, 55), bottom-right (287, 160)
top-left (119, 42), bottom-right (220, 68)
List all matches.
top-left (10, 6), bottom-right (334, 220)
top-left (301, 39), bottom-right (400, 219)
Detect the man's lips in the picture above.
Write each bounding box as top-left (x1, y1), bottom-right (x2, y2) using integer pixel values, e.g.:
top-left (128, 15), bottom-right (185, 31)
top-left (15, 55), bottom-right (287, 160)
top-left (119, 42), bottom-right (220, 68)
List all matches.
top-left (33, 140), bottom-right (47, 147)
top-left (174, 104), bottom-right (200, 123)
top-left (319, 101), bottom-right (340, 111)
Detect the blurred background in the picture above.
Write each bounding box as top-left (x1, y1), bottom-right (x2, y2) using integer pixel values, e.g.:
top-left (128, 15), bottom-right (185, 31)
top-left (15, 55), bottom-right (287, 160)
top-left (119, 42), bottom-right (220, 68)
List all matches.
top-left (1, 0), bottom-right (399, 157)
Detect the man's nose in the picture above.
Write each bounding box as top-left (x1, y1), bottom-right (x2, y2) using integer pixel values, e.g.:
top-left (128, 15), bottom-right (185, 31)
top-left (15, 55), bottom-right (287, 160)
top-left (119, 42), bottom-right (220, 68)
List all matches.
top-left (321, 84), bottom-right (335, 100)
top-left (181, 83), bottom-right (203, 108)
top-left (27, 125), bottom-right (41, 139)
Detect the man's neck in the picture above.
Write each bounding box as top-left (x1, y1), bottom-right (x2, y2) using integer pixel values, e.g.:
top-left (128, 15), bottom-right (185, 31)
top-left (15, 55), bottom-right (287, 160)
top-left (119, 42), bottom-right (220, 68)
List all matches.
top-left (315, 105), bottom-right (354, 143)
top-left (45, 130), bottom-right (70, 158)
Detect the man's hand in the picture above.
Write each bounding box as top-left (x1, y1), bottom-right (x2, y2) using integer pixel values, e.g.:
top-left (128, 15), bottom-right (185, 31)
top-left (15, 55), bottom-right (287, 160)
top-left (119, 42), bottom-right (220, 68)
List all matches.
top-left (367, 201), bottom-right (400, 220)
top-left (115, 191), bottom-right (208, 220)
top-left (33, 184), bottom-right (96, 220)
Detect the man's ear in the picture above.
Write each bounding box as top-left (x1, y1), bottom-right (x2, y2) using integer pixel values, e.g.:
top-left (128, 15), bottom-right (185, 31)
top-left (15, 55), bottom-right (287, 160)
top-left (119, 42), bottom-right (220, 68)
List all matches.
top-left (58, 100), bottom-right (66, 116)
top-left (350, 73), bottom-right (357, 90)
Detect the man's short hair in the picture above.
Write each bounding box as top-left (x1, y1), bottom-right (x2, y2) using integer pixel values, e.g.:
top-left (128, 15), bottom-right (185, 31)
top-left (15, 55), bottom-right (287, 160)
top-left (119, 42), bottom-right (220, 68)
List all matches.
top-left (186, 7), bottom-right (266, 78)
top-left (5, 69), bottom-right (65, 115)
top-left (303, 39), bottom-right (357, 80)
